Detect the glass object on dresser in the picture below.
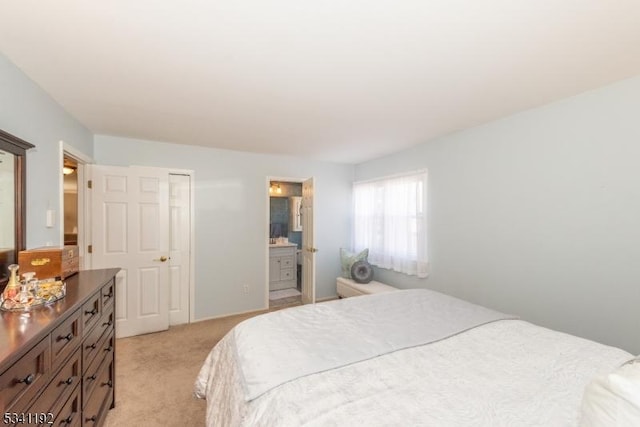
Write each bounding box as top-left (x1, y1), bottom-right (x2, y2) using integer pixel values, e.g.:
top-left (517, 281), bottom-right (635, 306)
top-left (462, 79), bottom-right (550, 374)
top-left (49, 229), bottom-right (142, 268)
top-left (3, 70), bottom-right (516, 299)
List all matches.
top-left (0, 129), bottom-right (34, 291)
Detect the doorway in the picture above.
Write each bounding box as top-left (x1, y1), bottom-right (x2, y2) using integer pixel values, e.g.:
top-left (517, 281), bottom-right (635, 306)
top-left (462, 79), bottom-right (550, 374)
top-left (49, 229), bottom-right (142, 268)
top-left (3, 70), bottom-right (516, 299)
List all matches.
top-left (60, 142), bottom-right (91, 270)
top-left (266, 176), bottom-right (316, 309)
top-left (62, 156), bottom-right (78, 246)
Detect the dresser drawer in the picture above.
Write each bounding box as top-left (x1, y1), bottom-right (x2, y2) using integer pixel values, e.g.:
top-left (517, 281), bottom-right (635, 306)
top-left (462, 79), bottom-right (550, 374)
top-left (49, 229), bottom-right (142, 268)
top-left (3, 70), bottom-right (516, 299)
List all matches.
top-left (82, 310), bottom-right (113, 372)
top-left (51, 309), bottom-right (81, 371)
top-left (101, 280), bottom-right (115, 311)
top-left (28, 348), bottom-right (80, 415)
top-left (99, 309), bottom-right (114, 334)
top-left (0, 337), bottom-right (50, 412)
top-left (82, 293), bottom-right (102, 333)
top-left (83, 332), bottom-right (114, 406)
top-left (83, 357), bottom-right (114, 426)
top-left (51, 382), bottom-right (81, 427)
top-left (82, 326), bottom-right (106, 374)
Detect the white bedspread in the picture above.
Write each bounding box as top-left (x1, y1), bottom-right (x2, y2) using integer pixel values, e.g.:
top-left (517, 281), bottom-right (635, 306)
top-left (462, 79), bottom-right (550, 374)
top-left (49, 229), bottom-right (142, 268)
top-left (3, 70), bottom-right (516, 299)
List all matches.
top-left (194, 293), bottom-right (632, 426)
top-left (232, 289), bottom-right (515, 400)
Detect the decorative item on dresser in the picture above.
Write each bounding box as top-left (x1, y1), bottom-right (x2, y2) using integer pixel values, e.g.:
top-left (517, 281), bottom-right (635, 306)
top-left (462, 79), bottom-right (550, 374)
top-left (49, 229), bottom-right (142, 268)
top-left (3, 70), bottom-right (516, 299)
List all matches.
top-left (18, 246), bottom-right (79, 281)
top-left (0, 268), bottom-right (119, 426)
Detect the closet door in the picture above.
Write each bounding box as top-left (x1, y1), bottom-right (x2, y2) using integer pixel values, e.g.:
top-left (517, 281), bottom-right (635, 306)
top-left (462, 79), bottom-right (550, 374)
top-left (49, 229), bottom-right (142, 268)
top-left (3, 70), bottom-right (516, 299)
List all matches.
top-left (168, 173), bottom-right (191, 326)
top-left (89, 165), bottom-right (170, 338)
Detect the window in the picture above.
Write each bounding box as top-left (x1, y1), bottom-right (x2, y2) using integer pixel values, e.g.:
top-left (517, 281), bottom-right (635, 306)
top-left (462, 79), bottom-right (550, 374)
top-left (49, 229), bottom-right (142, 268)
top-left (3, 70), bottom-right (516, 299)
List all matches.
top-left (353, 170), bottom-right (428, 278)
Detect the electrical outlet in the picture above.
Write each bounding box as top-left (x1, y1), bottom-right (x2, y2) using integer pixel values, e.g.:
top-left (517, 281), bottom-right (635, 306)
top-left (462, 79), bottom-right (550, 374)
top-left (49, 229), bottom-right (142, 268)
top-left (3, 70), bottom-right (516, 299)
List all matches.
top-left (243, 284), bottom-right (249, 294)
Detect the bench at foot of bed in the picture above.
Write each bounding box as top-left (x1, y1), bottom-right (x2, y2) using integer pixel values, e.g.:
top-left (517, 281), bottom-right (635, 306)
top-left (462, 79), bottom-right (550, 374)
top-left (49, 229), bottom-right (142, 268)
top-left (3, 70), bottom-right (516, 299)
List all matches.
top-left (336, 277), bottom-right (398, 298)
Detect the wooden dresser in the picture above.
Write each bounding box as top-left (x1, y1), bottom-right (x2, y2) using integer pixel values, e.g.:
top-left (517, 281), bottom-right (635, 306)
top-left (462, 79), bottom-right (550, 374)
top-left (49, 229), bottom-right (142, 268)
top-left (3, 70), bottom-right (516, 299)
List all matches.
top-left (0, 268), bottom-right (119, 426)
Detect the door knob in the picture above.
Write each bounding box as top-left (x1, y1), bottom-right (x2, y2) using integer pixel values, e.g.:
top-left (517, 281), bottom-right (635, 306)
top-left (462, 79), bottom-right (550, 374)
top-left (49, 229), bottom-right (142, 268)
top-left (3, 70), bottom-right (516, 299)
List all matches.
top-left (154, 256), bottom-right (168, 262)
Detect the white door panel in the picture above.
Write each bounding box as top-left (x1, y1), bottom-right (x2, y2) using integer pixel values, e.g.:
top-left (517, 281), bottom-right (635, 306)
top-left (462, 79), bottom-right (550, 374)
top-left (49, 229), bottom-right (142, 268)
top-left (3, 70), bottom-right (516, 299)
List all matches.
top-left (90, 165), bottom-right (170, 338)
top-left (168, 174), bottom-right (191, 326)
top-left (139, 267), bottom-right (161, 316)
top-left (169, 265), bottom-right (181, 312)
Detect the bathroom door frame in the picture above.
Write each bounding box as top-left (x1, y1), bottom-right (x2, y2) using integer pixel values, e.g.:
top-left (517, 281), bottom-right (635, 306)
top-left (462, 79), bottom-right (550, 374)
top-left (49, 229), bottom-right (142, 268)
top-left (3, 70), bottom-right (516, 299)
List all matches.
top-left (59, 141), bottom-right (93, 270)
top-left (265, 176), bottom-right (316, 308)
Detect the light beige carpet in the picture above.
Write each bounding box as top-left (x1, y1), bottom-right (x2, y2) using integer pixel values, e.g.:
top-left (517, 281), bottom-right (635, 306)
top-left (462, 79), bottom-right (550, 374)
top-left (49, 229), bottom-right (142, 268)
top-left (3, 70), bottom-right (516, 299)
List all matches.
top-left (269, 295), bottom-right (302, 309)
top-left (103, 312), bottom-right (259, 427)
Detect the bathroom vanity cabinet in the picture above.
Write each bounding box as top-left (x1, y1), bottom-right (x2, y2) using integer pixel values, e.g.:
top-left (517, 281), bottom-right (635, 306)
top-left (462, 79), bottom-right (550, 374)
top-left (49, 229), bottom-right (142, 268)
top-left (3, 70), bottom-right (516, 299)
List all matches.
top-left (269, 245), bottom-right (297, 291)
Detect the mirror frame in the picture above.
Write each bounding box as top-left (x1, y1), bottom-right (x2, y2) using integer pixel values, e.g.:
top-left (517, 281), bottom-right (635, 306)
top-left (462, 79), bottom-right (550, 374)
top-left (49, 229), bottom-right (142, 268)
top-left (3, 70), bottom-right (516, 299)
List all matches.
top-left (0, 129), bottom-right (34, 289)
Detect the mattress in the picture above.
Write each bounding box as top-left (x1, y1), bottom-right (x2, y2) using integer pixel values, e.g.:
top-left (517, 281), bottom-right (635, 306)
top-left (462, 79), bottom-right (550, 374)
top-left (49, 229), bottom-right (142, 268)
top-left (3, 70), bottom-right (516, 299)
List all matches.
top-left (194, 290), bottom-right (633, 426)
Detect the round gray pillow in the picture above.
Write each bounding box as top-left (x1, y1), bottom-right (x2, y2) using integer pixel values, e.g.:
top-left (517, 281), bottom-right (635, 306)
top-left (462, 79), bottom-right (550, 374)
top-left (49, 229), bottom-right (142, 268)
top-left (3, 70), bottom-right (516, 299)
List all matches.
top-left (351, 261), bottom-right (374, 284)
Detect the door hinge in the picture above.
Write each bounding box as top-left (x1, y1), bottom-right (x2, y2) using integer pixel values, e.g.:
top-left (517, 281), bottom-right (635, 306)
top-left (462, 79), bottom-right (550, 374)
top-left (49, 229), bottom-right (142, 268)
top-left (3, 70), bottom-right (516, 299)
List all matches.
top-left (87, 245), bottom-right (93, 254)
top-left (87, 180), bottom-right (92, 189)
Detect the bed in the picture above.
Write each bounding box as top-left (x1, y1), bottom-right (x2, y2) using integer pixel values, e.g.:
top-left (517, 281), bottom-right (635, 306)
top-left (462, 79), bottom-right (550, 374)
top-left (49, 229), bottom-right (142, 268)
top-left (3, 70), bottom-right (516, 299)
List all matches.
top-left (194, 288), bottom-right (637, 426)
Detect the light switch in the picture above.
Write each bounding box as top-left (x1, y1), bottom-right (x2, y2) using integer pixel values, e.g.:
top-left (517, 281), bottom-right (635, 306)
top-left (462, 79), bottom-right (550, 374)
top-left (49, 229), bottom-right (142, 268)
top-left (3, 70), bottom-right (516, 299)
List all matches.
top-left (46, 209), bottom-right (55, 228)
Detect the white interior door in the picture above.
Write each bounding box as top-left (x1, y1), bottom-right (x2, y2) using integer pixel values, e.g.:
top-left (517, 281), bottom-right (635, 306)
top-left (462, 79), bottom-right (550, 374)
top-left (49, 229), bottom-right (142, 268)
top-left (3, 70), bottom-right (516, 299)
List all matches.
top-left (301, 177), bottom-right (316, 304)
top-left (89, 165), bottom-right (170, 338)
top-left (168, 174), bottom-right (191, 326)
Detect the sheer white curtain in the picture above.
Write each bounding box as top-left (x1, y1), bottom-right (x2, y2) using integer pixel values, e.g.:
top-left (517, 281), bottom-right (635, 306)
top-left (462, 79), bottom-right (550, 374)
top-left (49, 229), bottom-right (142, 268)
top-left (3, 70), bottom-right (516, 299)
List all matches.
top-left (353, 171), bottom-right (428, 278)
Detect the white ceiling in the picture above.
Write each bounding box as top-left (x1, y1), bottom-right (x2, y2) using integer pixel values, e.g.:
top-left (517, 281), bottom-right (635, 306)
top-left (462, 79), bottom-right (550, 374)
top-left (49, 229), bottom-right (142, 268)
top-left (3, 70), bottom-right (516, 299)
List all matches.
top-left (1, 1), bottom-right (639, 164)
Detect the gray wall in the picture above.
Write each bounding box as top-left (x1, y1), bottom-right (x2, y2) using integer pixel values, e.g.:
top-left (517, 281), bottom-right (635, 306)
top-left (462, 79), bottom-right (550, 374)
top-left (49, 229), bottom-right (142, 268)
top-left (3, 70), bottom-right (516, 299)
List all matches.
top-left (355, 75), bottom-right (640, 354)
top-left (0, 53), bottom-right (93, 248)
top-left (94, 135), bottom-right (353, 320)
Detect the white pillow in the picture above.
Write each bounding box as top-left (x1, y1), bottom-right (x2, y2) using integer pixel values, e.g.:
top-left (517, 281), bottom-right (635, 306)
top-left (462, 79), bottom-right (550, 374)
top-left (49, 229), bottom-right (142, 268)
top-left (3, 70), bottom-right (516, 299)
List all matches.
top-left (580, 357), bottom-right (640, 426)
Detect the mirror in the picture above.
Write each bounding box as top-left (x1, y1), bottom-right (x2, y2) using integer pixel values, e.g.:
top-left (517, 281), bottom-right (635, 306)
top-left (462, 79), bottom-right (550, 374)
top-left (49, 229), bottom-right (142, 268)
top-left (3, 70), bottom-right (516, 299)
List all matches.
top-left (0, 129), bottom-right (34, 289)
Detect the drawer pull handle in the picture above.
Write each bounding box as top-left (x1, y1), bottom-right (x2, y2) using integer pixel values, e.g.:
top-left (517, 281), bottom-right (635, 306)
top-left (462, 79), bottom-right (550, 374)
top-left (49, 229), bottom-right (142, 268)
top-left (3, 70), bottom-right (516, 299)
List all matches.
top-left (85, 308), bottom-right (98, 316)
top-left (87, 343), bottom-right (97, 350)
top-left (102, 319), bottom-right (113, 327)
top-left (64, 376), bottom-right (75, 385)
top-left (105, 345), bottom-right (114, 352)
top-left (17, 373), bottom-right (35, 385)
top-left (102, 380), bottom-right (113, 388)
top-left (87, 374), bottom-right (97, 381)
top-left (59, 332), bottom-right (74, 341)
top-left (86, 415), bottom-right (97, 422)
